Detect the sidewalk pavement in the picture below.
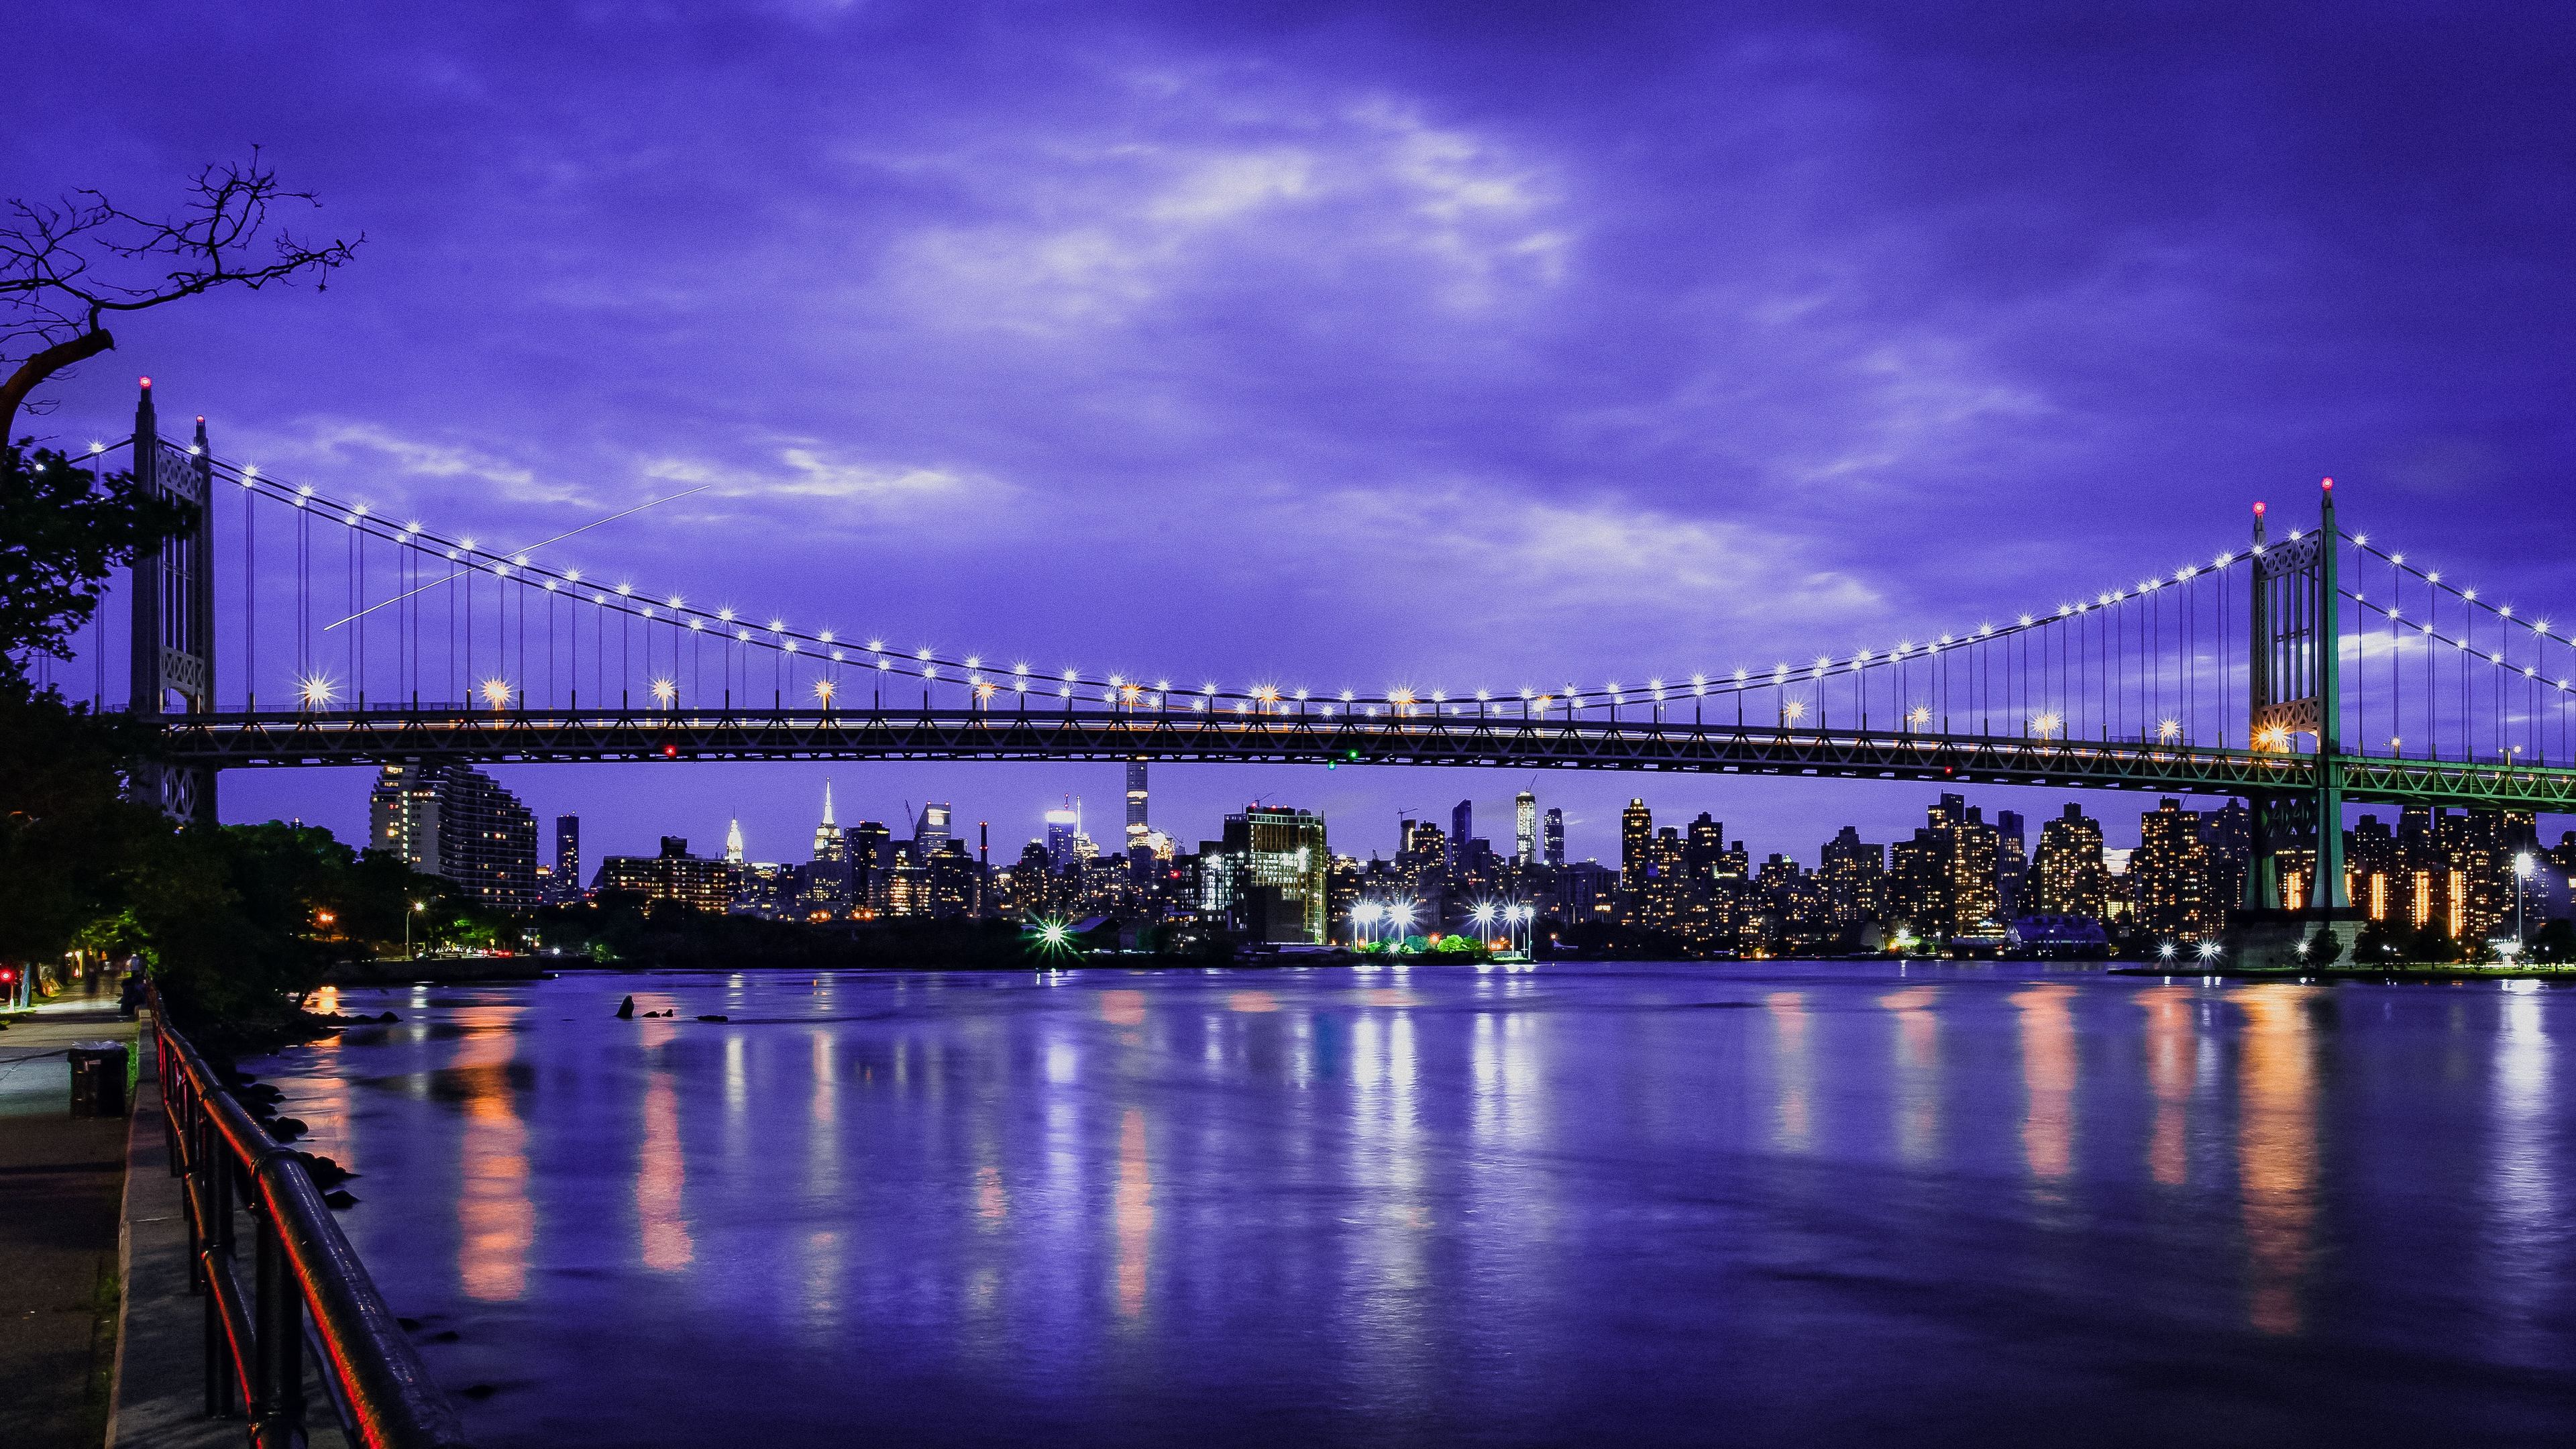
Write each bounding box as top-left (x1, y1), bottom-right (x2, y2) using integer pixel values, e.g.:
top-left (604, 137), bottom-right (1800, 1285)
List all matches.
top-left (0, 984), bottom-right (140, 1449)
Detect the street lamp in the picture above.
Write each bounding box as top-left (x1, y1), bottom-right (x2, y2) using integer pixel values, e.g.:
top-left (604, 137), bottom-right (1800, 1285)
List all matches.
top-left (406, 900), bottom-right (425, 960)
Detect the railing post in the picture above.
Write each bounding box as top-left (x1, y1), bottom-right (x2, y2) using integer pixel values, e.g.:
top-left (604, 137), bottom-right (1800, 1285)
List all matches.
top-left (253, 1186), bottom-right (307, 1447)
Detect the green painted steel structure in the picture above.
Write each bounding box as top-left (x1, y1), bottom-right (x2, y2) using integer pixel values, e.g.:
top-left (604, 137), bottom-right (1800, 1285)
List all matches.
top-left (155, 706), bottom-right (2576, 812)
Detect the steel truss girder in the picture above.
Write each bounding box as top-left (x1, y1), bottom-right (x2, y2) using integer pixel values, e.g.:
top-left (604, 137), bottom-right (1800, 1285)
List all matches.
top-left (154, 708), bottom-right (2576, 810)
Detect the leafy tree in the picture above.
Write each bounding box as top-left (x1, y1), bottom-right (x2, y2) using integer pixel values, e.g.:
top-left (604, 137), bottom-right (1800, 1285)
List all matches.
top-left (2526, 918), bottom-right (2576, 964)
top-left (2351, 917), bottom-right (2408, 966)
top-left (3, 443), bottom-right (196, 677)
top-left (2298, 926), bottom-right (2347, 969)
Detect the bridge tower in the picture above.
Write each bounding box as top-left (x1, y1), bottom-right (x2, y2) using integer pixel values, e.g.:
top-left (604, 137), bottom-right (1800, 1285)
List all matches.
top-left (125, 378), bottom-right (217, 822)
top-left (2238, 479), bottom-right (2355, 961)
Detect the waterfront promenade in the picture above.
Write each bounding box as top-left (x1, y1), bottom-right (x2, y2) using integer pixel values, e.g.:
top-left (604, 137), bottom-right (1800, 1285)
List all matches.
top-left (0, 983), bottom-right (136, 1448)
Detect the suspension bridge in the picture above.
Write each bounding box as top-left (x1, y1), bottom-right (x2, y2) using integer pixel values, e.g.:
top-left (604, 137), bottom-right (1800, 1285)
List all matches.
top-left (54, 379), bottom-right (2576, 921)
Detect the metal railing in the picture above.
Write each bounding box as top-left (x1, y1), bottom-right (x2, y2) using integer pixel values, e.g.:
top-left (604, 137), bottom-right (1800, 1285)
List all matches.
top-left (154, 992), bottom-right (470, 1448)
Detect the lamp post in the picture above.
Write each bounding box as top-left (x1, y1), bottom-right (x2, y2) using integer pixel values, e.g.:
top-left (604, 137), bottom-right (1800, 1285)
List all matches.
top-left (406, 900), bottom-right (424, 960)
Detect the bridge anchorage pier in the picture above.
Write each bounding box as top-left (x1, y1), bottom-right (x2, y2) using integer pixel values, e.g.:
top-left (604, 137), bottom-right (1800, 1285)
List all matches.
top-left (2222, 480), bottom-right (2361, 970)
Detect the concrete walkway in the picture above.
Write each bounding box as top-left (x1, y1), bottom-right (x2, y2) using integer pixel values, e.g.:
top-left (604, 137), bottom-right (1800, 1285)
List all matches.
top-left (0, 985), bottom-right (140, 1449)
top-left (105, 1020), bottom-right (352, 1449)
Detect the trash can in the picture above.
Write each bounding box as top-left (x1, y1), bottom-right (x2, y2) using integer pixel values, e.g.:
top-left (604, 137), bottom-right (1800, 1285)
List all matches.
top-left (68, 1042), bottom-right (129, 1118)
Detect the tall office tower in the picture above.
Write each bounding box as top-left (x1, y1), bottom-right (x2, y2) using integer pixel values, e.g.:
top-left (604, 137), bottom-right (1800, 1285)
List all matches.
top-left (1996, 809), bottom-right (2028, 915)
top-left (1044, 803), bottom-right (1081, 872)
top-left (724, 818), bottom-right (746, 865)
top-left (1450, 799), bottom-right (1473, 867)
top-left (916, 801), bottom-right (953, 853)
top-left (367, 763), bottom-right (540, 912)
top-left (553, 814), bottom-right (581, 903)
top-left (812, 779), bottom-right (846, 862)
top-left (1220, 805), bottom-right (1332, 943)
top-left (1126, 759), bottom-right (1151, 876)
top-left (1544, 807), bottom-right (1566, 867)
top-left (1515, 790), bottom-right (1538, 865)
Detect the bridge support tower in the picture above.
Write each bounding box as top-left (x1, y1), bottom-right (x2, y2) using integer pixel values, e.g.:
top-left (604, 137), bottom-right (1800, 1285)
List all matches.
top-left (2228, 480), bottom-right (2361, 967)
top-left (125, 378), bottom-right (217, 822)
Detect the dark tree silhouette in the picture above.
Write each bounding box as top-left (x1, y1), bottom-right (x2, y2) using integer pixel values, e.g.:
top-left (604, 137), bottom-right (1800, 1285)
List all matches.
top-left (1, 150), bottom-right (360, 437)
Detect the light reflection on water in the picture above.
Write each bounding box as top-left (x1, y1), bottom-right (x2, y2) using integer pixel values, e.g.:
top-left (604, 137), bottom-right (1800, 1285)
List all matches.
top-left (254, 964), bottom-right (2576, 1447)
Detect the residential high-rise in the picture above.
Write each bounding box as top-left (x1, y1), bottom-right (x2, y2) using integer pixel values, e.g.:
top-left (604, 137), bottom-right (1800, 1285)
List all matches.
top-left (1819, 826), bottom-right (1886, 934)
top-left (2201, 799), bottom-right (2252, 914)
top-left (1514, 791), bottom-right (1538, 865)
top-left (2131, 798), bottom-right (2218, 941)
top-left (1620, 799), bottom-right (1654, 898)
top-left (2347, 813), bottom-right (2398, 923)
top-left (2029, 804), bottom-right (2109, 920)
top-left (1450, 799), bottom-right (1474, 869)
top-left (1886, 793), bottom-right (1998, 938)
top-left (1543, 807), bottom-right (1566, 868)
top-left (552, 814), bottom-right (581, 904)
top-left (368, 763), bottom-right (541, 912)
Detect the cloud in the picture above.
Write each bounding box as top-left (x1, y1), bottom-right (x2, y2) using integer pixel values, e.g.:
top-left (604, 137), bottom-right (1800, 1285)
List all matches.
top-left (877, 82), bottom-right (1572, 337)
top-left (638, 441), bottom-right (998, 526)
top-left (231, 421), bottom-right (611, 535)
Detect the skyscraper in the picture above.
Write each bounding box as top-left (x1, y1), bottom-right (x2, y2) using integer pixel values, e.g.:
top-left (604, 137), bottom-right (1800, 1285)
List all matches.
top-left (916, 800), bottom-right (953, 853)
top-left (812, 779), bottom-right (845, 862)
top-left (1515, 790), bottom-right (1538, 865)
top-left (1543, 807), bottom-right (1566, 868)
top-left (552, 814), bottom-right (581, 904)
top-left (724, 817), bottom-right (746, 865)
top-left (1996, 809), bottom-right (2028, 916)
top-left (1126, 758), bottom-right (1150, 876)
top-left (1450, 799), bottom-right (1473, 868)
top-left (1044, 804), bottom-right (1081, 872)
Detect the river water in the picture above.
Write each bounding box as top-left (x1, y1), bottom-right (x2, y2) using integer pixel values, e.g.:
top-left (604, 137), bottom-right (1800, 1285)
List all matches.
top-left (248, 964), bottom-right (2576, 1446)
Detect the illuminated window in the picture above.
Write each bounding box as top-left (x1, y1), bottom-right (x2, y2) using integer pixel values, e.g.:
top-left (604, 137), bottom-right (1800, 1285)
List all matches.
top-left (2412, 870), bottom-right (2431, 926)
top-left (2368, 873), bottom-right (2387, 922)
top-left (2448, 869), bottom-right (2465, 938)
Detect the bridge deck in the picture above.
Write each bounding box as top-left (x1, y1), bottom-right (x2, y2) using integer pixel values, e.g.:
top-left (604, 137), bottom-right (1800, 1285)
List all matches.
top-left (157, 709), bottom-right (2576, 810)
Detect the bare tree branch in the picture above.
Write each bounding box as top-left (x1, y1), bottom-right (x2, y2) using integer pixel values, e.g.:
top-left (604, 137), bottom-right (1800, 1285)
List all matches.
top-left (1, 149), bottom-right (362, 437)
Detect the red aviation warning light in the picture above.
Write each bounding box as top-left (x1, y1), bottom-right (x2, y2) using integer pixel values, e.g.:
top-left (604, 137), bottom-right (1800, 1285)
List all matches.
top-left (2321, 476), bottom-right (2334, 491)
top-left (2253, 500), bottom-right (2266, 517)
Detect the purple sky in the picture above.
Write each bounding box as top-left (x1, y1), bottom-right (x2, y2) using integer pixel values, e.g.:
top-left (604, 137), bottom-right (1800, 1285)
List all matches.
top-left (13, 3), bottom-right (2576, 867)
